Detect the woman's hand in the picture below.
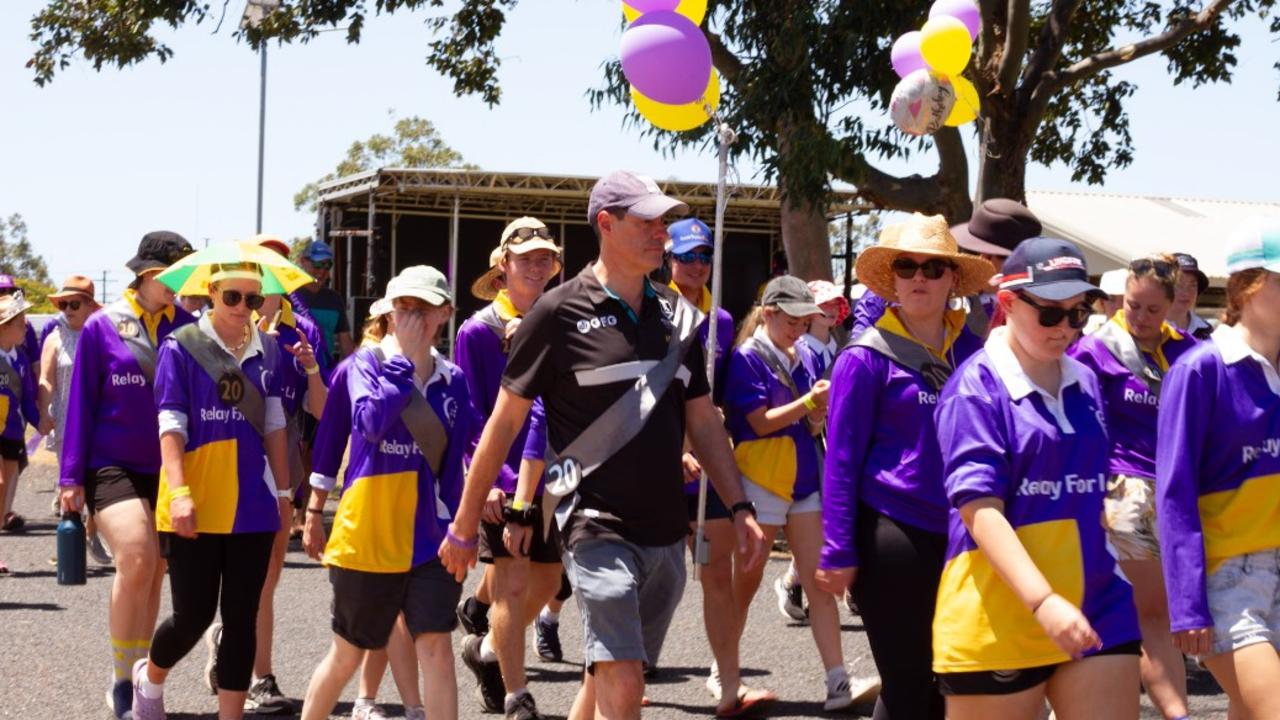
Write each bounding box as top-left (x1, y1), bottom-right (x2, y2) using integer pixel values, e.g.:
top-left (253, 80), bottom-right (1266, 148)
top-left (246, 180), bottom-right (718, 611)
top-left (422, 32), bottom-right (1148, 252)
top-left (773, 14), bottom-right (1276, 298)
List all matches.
top-left (504, 523), bottom-right (532, 557)
top-left (1172, 628), bottom-right (1212, 657)
top-left (170, 495), bottom-right (197, 539)
top-left (681, 452), bottom-right (703, 484)
top-left (286, 333), bottom-right (318, 372)
top-left (815, 567), bottom-right (856, 596)
top-left (59, 485), bottom-right (84, 514)
top-left (38, 414), bottom-right (55, 436)
top-left (482, 488), bottom-right (507, 525)
top-left (810, 379), bottom-right (831, 409)
top-left (1033, 593), bottom-right (1102, 658)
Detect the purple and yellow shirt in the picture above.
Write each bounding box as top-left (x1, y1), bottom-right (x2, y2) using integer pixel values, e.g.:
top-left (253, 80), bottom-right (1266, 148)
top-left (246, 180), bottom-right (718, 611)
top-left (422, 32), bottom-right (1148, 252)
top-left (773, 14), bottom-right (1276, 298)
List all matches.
top-left (820, 309), bottom-right (981, 570)
top-left (308, 353), bottom-right (358, 493)
top-left (60, 293), bottom-right (194, 484)
top-left (323, 345), bottom-right (479, 573)
top-left (1157, 323), bottom-right (1280, 633)
top-left (0, 346), bottom-right (38, 443)
top-left (932, 327), bottom-right (1139, 672)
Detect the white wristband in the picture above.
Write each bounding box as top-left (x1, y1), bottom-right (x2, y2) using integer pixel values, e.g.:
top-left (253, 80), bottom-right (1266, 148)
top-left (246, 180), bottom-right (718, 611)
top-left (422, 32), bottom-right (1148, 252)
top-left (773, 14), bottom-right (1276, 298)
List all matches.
top-left (276, 488), bottom-right (293, 499)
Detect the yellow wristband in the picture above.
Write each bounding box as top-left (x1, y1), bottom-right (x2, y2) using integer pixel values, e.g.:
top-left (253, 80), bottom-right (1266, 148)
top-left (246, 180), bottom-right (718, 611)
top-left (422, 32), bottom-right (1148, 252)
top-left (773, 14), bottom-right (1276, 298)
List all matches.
top-left (802, 393), bottom-right (817, 411)
top-left (305, 365), bottom-right (320, 376)
top-left (512, 499), bottom-right (526, 511)
top-left (170, 485), bottom-right (192, 500)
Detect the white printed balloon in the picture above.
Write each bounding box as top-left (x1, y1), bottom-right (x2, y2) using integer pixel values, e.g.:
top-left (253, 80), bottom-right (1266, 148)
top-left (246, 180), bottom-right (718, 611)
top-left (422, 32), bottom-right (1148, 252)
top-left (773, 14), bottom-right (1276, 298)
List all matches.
top-left (889, 69), bottom-right (956, 137)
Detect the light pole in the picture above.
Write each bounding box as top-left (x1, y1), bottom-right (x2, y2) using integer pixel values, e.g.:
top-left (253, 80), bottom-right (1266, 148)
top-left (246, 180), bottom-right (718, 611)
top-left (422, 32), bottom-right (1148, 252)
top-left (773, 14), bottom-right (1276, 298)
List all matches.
top-left (242, 0), bottom-right (280, 234)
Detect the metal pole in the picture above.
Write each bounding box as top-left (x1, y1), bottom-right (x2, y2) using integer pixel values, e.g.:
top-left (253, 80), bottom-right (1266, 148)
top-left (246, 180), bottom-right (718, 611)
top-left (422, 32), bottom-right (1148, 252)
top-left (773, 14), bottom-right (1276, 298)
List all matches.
top-left (365, 193), bottom-right (376, 296)
top-left (843, 211), bottom-right (853, 299)
top-left (448, 194), bottom-right (460, 358)
top-left (391, 213), bottom-right (399, 276)
top-left (255, 44), bottom-right (267, 234)
top-left (694, 119), bottom-right (736, 580)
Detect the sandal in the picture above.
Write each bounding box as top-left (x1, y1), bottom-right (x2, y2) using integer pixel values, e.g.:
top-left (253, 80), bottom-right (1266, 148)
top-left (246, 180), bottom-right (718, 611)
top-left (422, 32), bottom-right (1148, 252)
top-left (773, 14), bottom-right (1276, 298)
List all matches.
top-left (3, 512), bottom-right (25, 532)
top-left (716, 688), bottom-right (776, 718)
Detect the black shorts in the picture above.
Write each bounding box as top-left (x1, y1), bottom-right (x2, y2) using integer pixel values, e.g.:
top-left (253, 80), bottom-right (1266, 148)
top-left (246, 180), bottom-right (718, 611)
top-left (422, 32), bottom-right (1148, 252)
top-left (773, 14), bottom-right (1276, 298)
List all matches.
top-left (685, 483), bottom-right (731, 523)
top-left (329, 560), bottom-right (462, 649)
top-left (0, 437), bottom-right (28, 473)
top-left (478, 502), bottom-right (563, 565)
top-left (86, 466), bottom-right (159, 515)
top-left (937, 641), bottom-right (1142, 696)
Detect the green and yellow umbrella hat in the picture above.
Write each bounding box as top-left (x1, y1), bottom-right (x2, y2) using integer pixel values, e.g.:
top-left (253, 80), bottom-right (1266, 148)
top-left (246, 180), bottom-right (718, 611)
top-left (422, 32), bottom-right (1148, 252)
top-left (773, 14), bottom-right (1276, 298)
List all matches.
top-left (156, 240), bottom-right (314, 296)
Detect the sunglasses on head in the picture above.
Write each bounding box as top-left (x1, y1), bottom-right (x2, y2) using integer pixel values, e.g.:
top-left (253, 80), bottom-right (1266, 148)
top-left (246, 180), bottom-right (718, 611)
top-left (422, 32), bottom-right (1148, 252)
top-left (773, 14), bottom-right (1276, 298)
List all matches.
top-left (1129, 258), bottom-right (1176, 278)
top-left (507, 227), bottom-right (552, 243)
top-left (1017, 292), bottom-right (1092, 329)
top-left (891, 257), bottom-right (956, 280)
top-left (56, 300), bottom-right (83, 312)
top-left (673, 250), bottom-right (712, 266)
top-left (220, 290), bottom-right (265, 311)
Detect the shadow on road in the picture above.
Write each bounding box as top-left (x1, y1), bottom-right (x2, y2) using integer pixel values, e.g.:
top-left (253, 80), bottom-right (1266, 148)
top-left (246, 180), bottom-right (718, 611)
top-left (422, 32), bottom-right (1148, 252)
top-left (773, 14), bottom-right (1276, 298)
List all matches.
top-left (0, 601), bottom-right (63, 611)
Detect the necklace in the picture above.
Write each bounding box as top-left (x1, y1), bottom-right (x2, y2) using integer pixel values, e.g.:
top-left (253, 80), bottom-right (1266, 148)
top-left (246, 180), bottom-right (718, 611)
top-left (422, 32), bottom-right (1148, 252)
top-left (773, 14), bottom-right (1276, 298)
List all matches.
top-left (225, 325), bottom-right (251, 354)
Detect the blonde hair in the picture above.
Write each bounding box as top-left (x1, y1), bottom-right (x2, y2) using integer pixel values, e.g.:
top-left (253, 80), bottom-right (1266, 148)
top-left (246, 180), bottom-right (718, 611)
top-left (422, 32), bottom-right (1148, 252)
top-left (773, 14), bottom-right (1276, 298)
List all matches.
top-left (360, 313), bottom-right (390, 347)
top-left (734, 305), bottom-right (767, 347)
top-left (1222, 268), bottom-right (1268, 327)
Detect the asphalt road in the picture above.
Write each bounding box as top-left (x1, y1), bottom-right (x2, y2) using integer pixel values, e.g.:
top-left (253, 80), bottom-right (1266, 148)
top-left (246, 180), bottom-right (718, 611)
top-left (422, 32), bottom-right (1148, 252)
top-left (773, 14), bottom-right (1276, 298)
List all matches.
top-left (0, 455), bottom-right (1229, 719)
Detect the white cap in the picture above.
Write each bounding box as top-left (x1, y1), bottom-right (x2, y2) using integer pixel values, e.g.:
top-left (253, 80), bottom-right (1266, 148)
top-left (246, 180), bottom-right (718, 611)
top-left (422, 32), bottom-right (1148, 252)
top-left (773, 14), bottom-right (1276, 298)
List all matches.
top-left (1099, 268), bottom-right (1127, 296)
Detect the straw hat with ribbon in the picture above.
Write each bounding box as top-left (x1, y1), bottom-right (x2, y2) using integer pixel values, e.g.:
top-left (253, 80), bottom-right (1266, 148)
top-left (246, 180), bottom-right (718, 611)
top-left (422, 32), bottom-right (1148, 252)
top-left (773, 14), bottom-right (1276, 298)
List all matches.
top-left (471, 217), bottom-right (562, 301)
top-left (0, 290), bottom-right (31, 326)
top-left (855, 213), bottom-right (996, 302)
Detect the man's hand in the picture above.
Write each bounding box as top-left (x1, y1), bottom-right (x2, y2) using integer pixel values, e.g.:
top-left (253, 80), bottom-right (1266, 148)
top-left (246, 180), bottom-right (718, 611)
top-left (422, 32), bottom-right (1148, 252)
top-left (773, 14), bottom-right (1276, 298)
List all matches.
top-left (482, 488), bottom-right (507, 525)
top-left (438, 521), bottom-right (478, 582)
top-left (733, 512), bottom-right (766, 572)
top-left (504, 523), bottom-right (532, 557)
top-left (815, 567), bottom-right (856, 596)
top-left (303, 510), bottom-right (327, 560)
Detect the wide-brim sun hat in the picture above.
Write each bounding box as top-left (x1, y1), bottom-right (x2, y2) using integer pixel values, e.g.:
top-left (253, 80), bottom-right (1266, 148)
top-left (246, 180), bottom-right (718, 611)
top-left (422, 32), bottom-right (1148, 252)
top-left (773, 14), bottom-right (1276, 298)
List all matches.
top-left (48, 274), bottom-right (99, 304)
top-left (951, 199), bottom-right (1042, 257)
top-left (470, 217), bottom-right (562, 301)
top-left (0, 290), bottom-right (32, 325)
top-left (855, 214), bottom-right (997, 302)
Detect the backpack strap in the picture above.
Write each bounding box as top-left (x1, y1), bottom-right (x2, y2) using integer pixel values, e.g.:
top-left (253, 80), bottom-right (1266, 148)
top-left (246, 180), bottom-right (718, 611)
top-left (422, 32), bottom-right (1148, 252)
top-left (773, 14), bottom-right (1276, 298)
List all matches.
top-left (173, 324), bottom-right (275, 437)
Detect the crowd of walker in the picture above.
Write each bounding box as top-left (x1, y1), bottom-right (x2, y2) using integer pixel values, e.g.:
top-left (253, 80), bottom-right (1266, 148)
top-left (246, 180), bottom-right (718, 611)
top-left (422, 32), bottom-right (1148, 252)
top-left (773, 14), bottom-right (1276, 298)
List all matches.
top-left (1, 169), bottom-right (1279, 720)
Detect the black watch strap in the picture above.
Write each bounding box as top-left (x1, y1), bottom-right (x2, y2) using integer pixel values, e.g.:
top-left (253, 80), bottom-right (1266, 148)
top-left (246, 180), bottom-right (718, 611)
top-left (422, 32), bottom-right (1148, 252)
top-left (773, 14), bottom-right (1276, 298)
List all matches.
top-left (730, 501), bottom-right (757, 519)
top-left (503, 504), bottom-right (536, 527)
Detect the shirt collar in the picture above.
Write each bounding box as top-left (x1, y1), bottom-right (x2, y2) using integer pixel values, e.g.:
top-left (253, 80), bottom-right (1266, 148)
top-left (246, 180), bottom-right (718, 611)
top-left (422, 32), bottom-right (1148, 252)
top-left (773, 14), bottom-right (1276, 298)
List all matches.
top-left (668, 281), bottom-right (712, 314)
top-left (198, 311), bottom-right (264, 362)
top-left (1110, 311), bottom-right (1184, 372)
top-left (124, 288), bottom-right (175, 323)
top-left (1213, 323), bottom-right (1280, 395)
top-left (584, 261), bottom-right (657, 309)
top-left (1174, 312), bottom-right (1212, 334)
top-left (875, 307), bottom-right (967, 360)
top-left (752, 326), bottom-right (797, 371)
top-left (379, 337), bottom-right (451, 389)
top-left (985, 326), bottom-right (1085, 402)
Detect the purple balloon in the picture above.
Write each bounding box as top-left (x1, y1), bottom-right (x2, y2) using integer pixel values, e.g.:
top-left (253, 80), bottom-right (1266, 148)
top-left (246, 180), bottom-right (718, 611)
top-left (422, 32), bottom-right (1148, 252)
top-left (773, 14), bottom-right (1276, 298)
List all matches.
top-left (929, 0), bottom-right (981, 41)
top-left (619, 11), bottom-right (713, 106)
top-left (891, 31), bottom-right (927, 79)
top-left (626, 0), bottom-right (680, 13)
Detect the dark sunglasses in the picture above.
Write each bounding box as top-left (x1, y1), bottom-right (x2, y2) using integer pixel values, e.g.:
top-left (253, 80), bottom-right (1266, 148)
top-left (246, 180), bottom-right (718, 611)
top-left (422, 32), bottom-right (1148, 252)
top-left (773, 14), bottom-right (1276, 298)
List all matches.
top-left (1017, 292), bottom-right (1092, 330)
top-left (891, 257), bottom-right (956, 280)
top-left (672, 251), bottom-right (712, 266)
top-left (1128, 258), bottom-right (1176, 278)
top-left (310, 260), bottom-right (333, 271)
top-left (56, 300), bottom-right (83, 312)
top-left (220, 290), bottom-right (266, 311)
top-left (507, 227), bottom-right (553, 243)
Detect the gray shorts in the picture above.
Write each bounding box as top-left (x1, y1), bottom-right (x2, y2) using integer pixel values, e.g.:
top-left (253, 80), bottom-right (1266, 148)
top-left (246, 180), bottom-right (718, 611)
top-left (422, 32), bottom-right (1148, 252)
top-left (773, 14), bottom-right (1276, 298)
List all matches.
top-left (1207, 548), bottom-right (1280, 657)
top-left (563, 538), bottom-right (686, 670)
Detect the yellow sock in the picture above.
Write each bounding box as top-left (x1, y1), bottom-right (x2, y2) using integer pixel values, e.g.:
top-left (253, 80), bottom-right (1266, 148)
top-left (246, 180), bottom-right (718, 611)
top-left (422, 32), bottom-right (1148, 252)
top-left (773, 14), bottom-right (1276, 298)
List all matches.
top-left (111, 638), bottom-right (132, 682)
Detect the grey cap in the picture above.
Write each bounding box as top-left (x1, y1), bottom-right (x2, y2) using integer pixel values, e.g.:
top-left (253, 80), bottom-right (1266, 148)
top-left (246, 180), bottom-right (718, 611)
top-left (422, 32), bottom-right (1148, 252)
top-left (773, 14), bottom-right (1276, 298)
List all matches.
top-left (384, 265), bottom-right (452, 306)
top-left (762, 275), bottom-right (822, 317)
top-left (587, 171), bottom-right (690, 229)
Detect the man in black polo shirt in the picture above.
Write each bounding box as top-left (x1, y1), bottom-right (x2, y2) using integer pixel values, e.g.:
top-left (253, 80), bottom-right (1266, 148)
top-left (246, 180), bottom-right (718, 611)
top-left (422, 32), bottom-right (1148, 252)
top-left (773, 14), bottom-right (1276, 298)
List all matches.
top-left (441, 170), bottom-right (765, 720)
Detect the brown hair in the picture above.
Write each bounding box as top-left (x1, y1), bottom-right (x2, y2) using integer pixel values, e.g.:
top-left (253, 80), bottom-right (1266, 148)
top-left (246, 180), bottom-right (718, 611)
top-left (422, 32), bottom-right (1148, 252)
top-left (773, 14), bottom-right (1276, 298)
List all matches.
top-left (734, 305), bottom-right (769, 348)
top-left (1127, 254), bottom-right (1178, 302)
top-left (360, 313), bottom-right (390, 346)
top-left (1221, 268), bottom-right (1268, 326)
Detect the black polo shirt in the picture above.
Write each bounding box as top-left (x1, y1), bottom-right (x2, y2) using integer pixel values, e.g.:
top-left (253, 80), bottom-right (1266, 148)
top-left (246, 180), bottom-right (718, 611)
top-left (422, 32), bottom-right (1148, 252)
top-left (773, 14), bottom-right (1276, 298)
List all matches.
top-left (502, 263), bottom-right (710, 548)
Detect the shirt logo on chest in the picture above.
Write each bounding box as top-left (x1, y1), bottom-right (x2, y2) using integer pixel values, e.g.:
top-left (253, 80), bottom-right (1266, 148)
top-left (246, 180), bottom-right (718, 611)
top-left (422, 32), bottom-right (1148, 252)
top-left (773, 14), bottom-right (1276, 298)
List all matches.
top-left (380, 439), bottom-right (421, 458)
top-left (1242, 438), bottom-right (1280, 464)
top-left (576, 315), bottom-right (618, 334)
top-left (110, 372), bottom-right (146, 387)
top-left (1123, 387), bottom-right (1158, 406)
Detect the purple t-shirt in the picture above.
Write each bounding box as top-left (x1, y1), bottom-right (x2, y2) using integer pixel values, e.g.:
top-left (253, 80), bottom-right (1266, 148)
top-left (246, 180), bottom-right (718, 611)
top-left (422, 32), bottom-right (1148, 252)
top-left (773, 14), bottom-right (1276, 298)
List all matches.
top-left (1157, 325), bottom-right (1280, 633)
top-left (454, 305), bottom-right (531, 494)
top-left (308, 354), bottom-right (355, 490)
top-left (932, 329), bottom-right (1139, 673)
top-left (820, 312), bottom-right (982, 570)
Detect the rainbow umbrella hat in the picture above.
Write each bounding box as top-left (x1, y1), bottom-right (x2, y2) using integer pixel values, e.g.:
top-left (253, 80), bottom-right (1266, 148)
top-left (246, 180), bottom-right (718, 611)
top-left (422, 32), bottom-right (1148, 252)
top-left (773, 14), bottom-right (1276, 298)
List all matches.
top-left (155, 241), bottom-right (314, 296)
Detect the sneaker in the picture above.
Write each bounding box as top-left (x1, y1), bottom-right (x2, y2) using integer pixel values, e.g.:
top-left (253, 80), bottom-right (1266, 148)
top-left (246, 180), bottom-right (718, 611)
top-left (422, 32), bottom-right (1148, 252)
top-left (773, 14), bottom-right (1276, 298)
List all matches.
top-left (244, 674), bottom-right (296, 714)
top-left (351, 698), bottom-right (389, 720)
top-left (823, 673), bottom-right (881, 712)
top-left (844, 589), bottom-right (860, 616)
top-left (705, 662), bottom-right (721, 700)
top-left (89, 533), bottom-right (113, 565)
top-left (461, 633), bottom-right (505, 712)
top-left (202, 623), bottom-right (221, 695)
top-left (533, 615), bottom-right (562, 662)
top-left (504, 690), bottom-right (544, 720)
top-left (774, 576), bottom-right (808, 622)
top-left (457, 596), bottom-right (490, 636)
top-left (131, 658), bottom-right (165, 720)
top-left (403, 705), bottom-right (427, 720)
top-left (106, 679), bottom-right (133, 719)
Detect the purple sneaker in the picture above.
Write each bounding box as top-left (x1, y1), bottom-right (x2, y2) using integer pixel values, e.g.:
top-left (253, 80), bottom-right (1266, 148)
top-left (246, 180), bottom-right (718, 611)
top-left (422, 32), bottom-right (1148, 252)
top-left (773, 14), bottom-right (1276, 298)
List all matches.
top-left (131, 658), bottom-right (166, 720)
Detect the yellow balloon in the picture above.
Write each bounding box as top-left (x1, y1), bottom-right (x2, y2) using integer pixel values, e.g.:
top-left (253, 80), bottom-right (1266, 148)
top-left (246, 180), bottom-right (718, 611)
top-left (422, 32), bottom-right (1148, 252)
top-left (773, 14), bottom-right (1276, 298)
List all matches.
top-left (623, 0), bottom-right (707, 26)
top-left (632, 68), bottom-right (720, 132)
top-left (919, 16), bottom-right (972, 76)
top-left (945, 75), bottom-right (979, 126)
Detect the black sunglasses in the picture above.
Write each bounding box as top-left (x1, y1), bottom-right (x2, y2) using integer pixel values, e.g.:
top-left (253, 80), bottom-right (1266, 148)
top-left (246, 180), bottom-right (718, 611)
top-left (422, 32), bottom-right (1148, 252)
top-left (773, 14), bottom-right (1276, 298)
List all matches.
top-left (1017, 292), bottom-right (1092, 330)
top-left (220, 290), bottom-right (266, 311)
top-left (56, 300), bottom-right (83, 312)
top-left (891, 257), bottom-right (956, 280)
top-left (507, 227), bottom-right (553, 243)
top-left (1128, 258), bottom-right (1177, 278)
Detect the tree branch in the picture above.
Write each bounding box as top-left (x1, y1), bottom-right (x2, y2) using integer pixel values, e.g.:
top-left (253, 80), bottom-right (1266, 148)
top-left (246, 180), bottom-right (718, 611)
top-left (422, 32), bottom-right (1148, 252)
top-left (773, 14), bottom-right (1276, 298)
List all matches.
top-left (1048, 0), bottom-right (1236, 92)
top-left (976, 0), bottom-right (999, 67)
top-left (707, 31), bottom-right (744, 85)
top-left (1016, 0), bottom-right (1085, 135)
top-left (998, 0), bottom-right (1031, 92)
top-left (831, 129), bottom-right (971, 221)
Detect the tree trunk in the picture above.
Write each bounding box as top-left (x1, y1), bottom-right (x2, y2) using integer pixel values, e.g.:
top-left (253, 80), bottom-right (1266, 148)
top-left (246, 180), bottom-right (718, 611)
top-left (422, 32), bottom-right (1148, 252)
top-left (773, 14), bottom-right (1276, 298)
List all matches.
top-left (975, 107), bottom-right (1031, 204)
top-left (779, 196), bottom-right (833, 281)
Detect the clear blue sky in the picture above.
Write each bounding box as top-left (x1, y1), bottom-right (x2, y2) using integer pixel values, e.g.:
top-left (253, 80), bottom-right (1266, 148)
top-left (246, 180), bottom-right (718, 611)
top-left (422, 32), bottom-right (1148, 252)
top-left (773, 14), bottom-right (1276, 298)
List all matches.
top-left (2, 1), bottom-right (1276, 299)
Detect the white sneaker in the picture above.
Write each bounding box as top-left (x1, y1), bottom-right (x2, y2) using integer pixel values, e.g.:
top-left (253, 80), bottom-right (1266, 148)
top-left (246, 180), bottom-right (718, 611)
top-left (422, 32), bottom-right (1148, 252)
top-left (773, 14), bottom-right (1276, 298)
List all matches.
top-left (774, 576), bottom-right (808, 622)
top-left (705, 662), bottom-right (721, 700)
top-left (351, 699), bottom-right (388, 720)
top-left (404, 706), bottom-right (426, 720)
top-left (824, 673), bottom-right (880, 712)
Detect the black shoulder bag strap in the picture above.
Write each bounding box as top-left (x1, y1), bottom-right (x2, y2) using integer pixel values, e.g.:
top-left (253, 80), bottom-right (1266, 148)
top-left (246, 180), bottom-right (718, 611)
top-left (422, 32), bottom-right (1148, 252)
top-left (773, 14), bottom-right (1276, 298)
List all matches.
top-left (369, 346), bottom-right (448, 476)
top-left (539, 296), bottom-right (704, 539)
top-left (174, 324), bottom-right (275, 438)
top-left (103, 303), bottom-right (159, 383)
top-left (850, 326), bottom-right (955, 392)
top-left (1093, 321), bottom-right (1163, 395)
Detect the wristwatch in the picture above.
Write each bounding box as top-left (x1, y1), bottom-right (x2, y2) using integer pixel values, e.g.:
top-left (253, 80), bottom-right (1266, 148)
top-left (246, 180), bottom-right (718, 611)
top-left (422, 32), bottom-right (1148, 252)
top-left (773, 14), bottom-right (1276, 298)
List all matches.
top-left (504, 504), bottom-right (536, 527)
top-left (730, 501), bottom-right (757, 519)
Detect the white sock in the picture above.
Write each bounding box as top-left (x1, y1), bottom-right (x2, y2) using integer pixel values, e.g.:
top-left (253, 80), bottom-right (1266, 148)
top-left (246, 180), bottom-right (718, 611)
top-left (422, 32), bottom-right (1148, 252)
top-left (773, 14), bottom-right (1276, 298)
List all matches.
top-left (138, 672), bottom-right (164, 700)
top-left (479, 633), bottom-right (499, 663)
top-left (352, 697), bottom-right (375, 708)
top-left (504, 688), bottom-right (529, 706)
top-left (539, 607), bottom-right (559, 625)
top-left (784, 562), bottom-right (801, 588)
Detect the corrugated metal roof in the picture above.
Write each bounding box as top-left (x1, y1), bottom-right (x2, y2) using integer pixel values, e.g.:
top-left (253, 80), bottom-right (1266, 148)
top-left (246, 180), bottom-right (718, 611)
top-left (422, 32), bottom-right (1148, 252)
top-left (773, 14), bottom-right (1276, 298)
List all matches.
top-left (1025, 190), bottom-right (1280, 284)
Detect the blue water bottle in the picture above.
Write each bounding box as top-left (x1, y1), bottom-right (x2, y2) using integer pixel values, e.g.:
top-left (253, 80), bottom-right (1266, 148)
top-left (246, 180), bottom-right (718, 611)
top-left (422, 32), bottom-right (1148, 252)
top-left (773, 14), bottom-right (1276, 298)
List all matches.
top-left (57, 511), bottom-right (87, 585)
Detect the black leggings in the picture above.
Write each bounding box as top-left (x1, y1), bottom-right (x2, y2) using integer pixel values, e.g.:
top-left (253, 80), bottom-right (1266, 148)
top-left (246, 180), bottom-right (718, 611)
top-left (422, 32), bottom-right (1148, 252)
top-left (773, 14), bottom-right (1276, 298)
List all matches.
top-left (151, 532), bottom-right (275, 692)
top-left (852, 504), bottom-right (947, 720)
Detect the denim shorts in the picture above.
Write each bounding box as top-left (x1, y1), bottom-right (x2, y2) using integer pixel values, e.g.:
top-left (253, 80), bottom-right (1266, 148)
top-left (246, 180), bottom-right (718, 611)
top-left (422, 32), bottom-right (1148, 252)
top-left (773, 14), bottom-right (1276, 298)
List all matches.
top-left (563, 538), bottom-right (685, 670)
top-left (741, 476), bottom-right (821, 526)
top-left (1206, 548), bottom-right (1280, 656)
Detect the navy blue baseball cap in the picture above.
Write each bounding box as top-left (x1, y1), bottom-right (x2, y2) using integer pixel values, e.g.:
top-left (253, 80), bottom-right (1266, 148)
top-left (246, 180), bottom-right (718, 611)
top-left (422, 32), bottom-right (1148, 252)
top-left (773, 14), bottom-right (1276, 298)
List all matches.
top-left (996, 237), bottom-right (1102, 301)
top-left (669, 218), bottom-right (713, 255)
top-left (303, 241), bottom-right (334, 262)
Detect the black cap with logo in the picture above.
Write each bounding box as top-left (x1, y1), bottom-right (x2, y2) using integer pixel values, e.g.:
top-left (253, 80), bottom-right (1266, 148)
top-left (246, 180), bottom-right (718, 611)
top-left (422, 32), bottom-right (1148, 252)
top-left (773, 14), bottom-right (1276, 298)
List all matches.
top-left (127, 231), bottom-right (195, 274)
top-left (997, 237), bottom-right (1103, 301)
